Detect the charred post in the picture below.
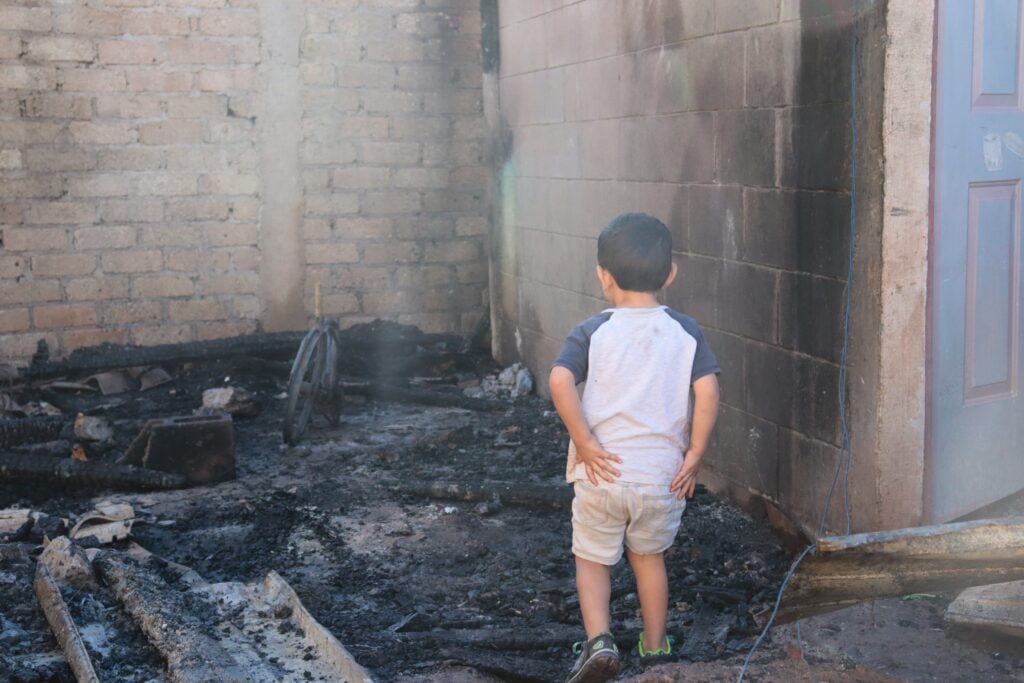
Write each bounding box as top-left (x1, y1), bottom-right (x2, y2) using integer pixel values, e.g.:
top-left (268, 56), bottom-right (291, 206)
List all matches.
top-left (33, 563), bottom-right (100, 683)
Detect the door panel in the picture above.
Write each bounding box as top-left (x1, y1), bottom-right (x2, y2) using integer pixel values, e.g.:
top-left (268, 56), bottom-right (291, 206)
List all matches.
top-left (932, 0), bottom-right (1024, 521)
top-left (964, 182), bottom-right (1019, 401)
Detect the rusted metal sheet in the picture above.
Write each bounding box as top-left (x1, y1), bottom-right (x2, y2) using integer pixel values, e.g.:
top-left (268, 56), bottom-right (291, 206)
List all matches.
top-left (776, 517), bottom-right (1024, 623)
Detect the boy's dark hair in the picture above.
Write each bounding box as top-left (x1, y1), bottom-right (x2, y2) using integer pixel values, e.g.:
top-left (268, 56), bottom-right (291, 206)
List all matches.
top-left (597, 213), bottom-right (673, 292)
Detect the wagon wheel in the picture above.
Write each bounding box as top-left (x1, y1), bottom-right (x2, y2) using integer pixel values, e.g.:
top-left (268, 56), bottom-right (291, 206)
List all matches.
top-left (322, 323), bottom-right (341, 427)
top-left (283, 327), bottom-right (327, 445)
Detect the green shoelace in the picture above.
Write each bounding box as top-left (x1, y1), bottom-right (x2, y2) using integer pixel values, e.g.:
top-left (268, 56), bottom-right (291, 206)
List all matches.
top-left (636, 633), bottom-right (674, 657)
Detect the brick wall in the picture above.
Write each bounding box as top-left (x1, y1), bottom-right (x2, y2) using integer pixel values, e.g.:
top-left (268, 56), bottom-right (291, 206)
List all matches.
top-left (298, 0), bottom-right (487, 334)
top-left (0, 0), bottom-right (488, 363)
top-left (490, 0), bottom-right (885, 534)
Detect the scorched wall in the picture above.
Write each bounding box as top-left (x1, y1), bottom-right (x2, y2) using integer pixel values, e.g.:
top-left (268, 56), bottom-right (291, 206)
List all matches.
top-left (489, 0), bottom-right (887, 534)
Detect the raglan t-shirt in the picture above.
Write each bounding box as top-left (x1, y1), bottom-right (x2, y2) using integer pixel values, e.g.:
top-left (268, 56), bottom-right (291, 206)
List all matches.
top-left (553, 306), bottom-right (720, 485)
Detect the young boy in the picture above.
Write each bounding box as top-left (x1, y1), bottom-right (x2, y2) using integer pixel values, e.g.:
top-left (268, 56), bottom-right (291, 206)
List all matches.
top-left (549, 213), bottom-right (720, 683)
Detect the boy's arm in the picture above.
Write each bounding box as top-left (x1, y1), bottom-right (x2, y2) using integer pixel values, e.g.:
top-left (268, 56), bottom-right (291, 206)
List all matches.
top-left (549, 365), bottom-right (621, 485)
top-left (671, 373), bottom-right (720, 499)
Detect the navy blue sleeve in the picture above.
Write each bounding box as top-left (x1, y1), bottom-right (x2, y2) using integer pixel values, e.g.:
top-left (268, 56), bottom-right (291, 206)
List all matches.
top-left (552, 313), bottom-right (611, 385)
top-left (666, 309), bottom-right (720, 381)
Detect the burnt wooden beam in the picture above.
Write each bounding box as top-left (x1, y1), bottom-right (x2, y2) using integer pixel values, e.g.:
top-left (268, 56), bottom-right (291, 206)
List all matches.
top-left (775, 517), bottom-right (1024, 623)
top-left (17, 324), bottom-right (469, 382)
top-left (0, 417), bottom-right (67, 450)
top-left (34, 563), bottom-right (99, 683)
top-left (0, 452), bottom-right (188, 490)
top-left (17, 332), bottom-right (306, 381)
top-left (94, 553), bottom-right (249, 683)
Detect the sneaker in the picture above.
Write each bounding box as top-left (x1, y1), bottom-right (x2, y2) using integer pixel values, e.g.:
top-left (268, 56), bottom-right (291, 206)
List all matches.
top-left (634, 632), bottom-right (675, 669)
top-left (565, 632), bottom-right (621, 683)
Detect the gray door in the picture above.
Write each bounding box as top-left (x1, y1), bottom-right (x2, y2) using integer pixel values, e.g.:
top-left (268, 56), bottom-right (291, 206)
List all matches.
top-left (931, 0), bottom-right (1024, 521)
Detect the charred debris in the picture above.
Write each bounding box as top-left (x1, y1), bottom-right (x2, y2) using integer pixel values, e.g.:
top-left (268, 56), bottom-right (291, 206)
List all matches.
top-left (0, 321), bottom-right (790, 682)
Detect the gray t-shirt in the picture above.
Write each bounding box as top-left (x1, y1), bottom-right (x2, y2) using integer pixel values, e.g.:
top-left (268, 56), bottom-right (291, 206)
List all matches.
top-left (553, 306), bottom-right (719, 485)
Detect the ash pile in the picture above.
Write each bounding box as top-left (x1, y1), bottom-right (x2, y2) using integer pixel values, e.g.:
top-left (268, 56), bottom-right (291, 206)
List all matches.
top-left (0, 321), bottom-right (789, 682)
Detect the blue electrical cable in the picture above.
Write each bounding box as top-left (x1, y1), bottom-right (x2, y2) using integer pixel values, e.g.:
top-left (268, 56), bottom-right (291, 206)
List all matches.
top-left (737, 23), bottom-right (860, 683)
top-left (839, 15), bottom-right (860, 538)
top-left (738, 544), bottom-right (817, 679)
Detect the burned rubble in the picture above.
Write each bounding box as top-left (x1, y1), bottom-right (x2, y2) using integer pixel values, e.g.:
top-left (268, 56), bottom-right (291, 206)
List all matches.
top-left (0, 322), bottom-right (789, 682)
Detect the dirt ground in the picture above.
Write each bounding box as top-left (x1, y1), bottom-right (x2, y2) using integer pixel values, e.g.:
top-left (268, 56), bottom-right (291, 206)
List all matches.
top-left (2, 329), bottom-right (1024, 682)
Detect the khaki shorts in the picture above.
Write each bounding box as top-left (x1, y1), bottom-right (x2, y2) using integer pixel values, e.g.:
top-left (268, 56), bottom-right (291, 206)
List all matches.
top-left (571, 480), bottom-right (687, 565)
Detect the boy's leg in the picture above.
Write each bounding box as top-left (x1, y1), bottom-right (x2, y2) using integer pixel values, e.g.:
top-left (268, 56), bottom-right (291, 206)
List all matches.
top-left (626, 549), bottom-right (669, 652)
top-left (575, 556), bottom-right (612, 638)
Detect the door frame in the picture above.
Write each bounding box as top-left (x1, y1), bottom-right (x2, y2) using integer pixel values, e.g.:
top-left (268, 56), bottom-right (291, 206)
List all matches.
top-left (869, 0), bottom-right (937, 529)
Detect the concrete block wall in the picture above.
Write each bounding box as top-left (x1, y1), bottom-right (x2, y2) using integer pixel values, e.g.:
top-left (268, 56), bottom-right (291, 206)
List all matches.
top-left (0, 0), bottom-right (488, 363)
top-left (491, 0), bottom-right (885, 534)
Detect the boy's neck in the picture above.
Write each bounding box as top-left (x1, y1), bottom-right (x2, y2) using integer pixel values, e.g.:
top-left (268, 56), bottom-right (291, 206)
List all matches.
top-left (608, 290), bottom-right (661, 308)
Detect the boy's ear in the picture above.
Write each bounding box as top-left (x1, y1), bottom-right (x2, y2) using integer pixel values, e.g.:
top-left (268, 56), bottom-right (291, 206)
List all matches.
top-left (596, 265), bottom-right (616, 289)
top-left (662, 262), bottom-right (678, 290)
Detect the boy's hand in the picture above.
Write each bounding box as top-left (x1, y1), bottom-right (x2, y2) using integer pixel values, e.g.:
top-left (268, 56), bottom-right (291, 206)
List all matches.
top-left (574, 436), bottom-right (621, 485)
top-left (549, 365), bottom-right (621, 485)
top-left (671, 449), bottom-right (703, 500)
top-left (675, 375), bottom-right (719, 500)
